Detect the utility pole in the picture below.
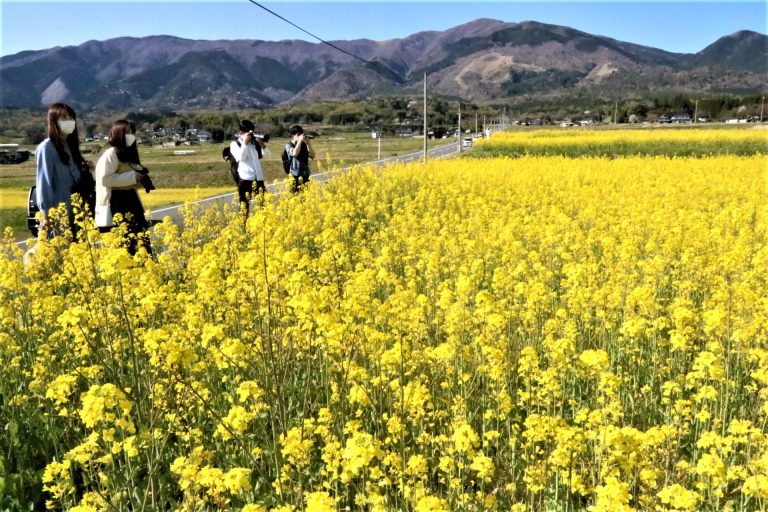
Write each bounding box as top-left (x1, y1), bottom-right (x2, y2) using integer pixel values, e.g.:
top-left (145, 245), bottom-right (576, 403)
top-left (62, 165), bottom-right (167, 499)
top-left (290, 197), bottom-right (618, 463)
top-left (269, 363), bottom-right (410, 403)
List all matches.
top-left (377, 134), bottom-right (381, 160)
top-left (761, 95), bottom-right (765, 123)
top-left (694, 99), bottom-right (699, 124)
top-left (423, 73), bottom-right (427, 162)
top-left (613, 101), bottom-right (618, 125)
top-left (458, 103), bottom-right (462, 152)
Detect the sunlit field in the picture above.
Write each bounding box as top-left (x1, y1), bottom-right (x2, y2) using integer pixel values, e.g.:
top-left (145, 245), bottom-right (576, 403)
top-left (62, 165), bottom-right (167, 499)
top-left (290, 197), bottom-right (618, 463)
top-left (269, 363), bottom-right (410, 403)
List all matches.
top-left (0, 188), bottom-right (234, 234)
top-left (0, 132), bottom-right (449, 236)
top-left (1, 127), bottom-right (766, 511)
top-left (472, 126), bottom-right (768, 157)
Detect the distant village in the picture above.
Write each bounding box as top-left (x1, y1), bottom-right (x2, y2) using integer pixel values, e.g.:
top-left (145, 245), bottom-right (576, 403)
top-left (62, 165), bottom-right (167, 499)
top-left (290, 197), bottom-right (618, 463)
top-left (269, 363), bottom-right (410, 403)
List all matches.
top-left (87, 127), bottom-right (213, 147)
top-left (554, 113), bottom-right (763, 127)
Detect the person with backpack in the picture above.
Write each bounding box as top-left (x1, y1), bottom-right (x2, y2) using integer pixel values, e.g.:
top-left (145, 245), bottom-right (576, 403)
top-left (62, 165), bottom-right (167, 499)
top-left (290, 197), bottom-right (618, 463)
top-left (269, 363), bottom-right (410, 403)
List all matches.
top-left (35, 102), bottom-right (95, 239)
top-left (229, 120), bottom-right (265, 216)
top-left (285, 125), bottom-right (315, 193)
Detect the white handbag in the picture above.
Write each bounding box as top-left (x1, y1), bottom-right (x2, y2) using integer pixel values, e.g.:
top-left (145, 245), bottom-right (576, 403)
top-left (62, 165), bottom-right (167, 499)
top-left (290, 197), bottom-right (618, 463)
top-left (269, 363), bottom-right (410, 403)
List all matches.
top-left (95, 204), bottom-right (113, 227)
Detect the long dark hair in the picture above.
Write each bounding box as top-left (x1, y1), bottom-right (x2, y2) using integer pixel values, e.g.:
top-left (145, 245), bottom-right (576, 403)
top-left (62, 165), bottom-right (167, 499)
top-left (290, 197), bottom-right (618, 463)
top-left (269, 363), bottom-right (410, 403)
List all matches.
top-left (108, 119), bottom-right (141, 165)
top-left (47, 102), bottom-right (85, 168)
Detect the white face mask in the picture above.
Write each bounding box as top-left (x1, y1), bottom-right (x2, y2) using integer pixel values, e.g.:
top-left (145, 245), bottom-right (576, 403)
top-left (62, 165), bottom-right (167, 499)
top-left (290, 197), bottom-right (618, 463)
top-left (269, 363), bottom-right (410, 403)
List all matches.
top-left (125, 134), bottom-right (136, 146)
top-left (58, 119), bottom-right (76, 135)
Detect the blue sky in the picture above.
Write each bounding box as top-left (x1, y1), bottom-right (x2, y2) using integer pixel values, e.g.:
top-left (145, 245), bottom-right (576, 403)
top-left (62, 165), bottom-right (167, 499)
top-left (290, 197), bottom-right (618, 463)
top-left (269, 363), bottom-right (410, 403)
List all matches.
top-left (1, 1), bottom-right (765, 57)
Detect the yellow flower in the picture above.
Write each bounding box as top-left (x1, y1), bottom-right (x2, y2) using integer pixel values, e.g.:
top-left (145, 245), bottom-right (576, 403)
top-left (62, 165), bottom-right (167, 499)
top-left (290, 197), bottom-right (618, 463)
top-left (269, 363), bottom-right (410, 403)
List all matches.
top-left (386, 414), bottom-right (403, 439)
top-left (305, 491), bottom-right (336, 512)
top-left (657, 484), bottom-right (700, 511)
top-left (216, 405), bottom-right (256, 440)
top-left (280, 422), bottom-right (315, 469)
top-left (694, 452), bottom-right (727, 491)
top-left (743, 474), bottom-right (768, 499)
top-left (197, 466), bottom-right (226, 497)
top-left (65, 432), bottom-right (100, 464)
top-left (122, 435), bottom-right (139, 458)
top-left (270, 506), bottom-right (296, 512)
top-left (451, 421), bottom-right (479, 454)
top-left (406, 454), bottom-right (428, 477)
top-left (42, 458), bottom-right (76, 503)
top-left (414, 495), bottom-right (449, 512)
top-left (69, 492), bottom-right (108, 512)
top-left (237, 380), bottom-right (265, 403)
top-left (591, 476), bottom-right (633, 512)
top-left (241, 505), bottom-right (267, 512)
top-left (45, 374), bottom-right (78, 406)
top-left (578, 349), bottom-right (610, 376)
top-left (469, 452), bottom-right (495, 481)
top-left (348, 382), bottom-right (370, 406)
top-left (223, 467), bottom-right (252, 493)
top-left (341, 432), bottom-right (380, 483)
top-left (78, 383), bottom-right (134, 432)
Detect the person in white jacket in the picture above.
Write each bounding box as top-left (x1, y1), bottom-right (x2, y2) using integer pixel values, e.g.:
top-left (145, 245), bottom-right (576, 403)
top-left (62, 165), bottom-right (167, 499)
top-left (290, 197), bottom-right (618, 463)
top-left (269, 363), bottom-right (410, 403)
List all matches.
top-left (229, 120), bottom-right (265, 216)
top-left (95, 120), bottom-right (153, 255)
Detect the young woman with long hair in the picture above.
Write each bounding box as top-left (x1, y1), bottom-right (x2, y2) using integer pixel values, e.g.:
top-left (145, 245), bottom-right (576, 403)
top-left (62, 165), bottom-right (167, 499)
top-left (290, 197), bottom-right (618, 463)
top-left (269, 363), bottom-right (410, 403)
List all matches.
top-left (35, 102), bottom-right (94, 237)
top-left (95, 119), bottom-right (154, 255)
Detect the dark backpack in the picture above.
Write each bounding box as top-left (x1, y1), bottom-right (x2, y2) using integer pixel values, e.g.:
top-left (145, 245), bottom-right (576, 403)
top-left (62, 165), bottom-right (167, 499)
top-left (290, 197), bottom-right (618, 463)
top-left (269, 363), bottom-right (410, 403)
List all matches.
top-left (222, 143), bottom-right (240, 185)
top-left (281, 143), bottom-right (293, 174)
top-left (28, 185), bottom-right (40, 236)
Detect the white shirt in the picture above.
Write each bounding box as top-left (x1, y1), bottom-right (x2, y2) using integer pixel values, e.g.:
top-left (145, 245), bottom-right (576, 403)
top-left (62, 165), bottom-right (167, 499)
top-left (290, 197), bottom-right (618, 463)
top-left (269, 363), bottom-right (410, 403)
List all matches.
top-left (230, 137), bottom-right (263, 181)
top-left (95, 147), bottom-right (141, 207)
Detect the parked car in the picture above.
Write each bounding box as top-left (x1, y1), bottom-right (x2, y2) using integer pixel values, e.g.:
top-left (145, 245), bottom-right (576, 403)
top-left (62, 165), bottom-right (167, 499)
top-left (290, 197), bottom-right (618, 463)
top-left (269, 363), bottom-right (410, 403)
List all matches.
top-left (462, 138), bottom-right (473, 148)
top-left (0, 150), bottom-right (30, 164)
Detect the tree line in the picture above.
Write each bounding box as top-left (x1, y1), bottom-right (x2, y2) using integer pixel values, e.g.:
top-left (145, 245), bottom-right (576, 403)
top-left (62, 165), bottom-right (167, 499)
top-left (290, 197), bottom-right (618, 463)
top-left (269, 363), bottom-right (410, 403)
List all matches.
top-left (1, 93), bottom-right (764, 145)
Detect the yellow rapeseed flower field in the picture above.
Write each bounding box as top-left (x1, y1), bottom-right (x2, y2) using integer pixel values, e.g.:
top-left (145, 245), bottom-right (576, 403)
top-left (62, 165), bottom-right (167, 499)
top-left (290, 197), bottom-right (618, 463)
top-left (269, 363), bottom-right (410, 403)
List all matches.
top-left (473, 127), bottom-right (768, 157)
top-left (0, 129), bottom-right (766, 511)
top-left (480, 127), bottom-right (768, 146)
top-left (0, 186), bottom-right (234, 211)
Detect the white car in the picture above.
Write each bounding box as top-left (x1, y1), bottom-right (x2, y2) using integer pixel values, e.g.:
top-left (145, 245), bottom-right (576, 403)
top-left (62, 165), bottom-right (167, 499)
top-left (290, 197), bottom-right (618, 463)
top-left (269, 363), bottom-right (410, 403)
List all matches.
top-left (462, 138), bottom-right (473, 148)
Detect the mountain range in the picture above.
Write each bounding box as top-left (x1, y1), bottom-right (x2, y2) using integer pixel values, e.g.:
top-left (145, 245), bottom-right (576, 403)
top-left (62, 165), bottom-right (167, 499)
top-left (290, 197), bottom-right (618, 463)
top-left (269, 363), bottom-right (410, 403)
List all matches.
top-left (1, 19), bottom-right (766, 110)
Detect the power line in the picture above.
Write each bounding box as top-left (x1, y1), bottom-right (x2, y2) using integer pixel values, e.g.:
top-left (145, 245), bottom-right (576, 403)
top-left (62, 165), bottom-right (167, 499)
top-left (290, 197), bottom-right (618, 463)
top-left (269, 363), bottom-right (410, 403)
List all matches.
top-left (245, 0), bottom-right (404, 83)
top-left (247, 1), bottom-right (370, 66)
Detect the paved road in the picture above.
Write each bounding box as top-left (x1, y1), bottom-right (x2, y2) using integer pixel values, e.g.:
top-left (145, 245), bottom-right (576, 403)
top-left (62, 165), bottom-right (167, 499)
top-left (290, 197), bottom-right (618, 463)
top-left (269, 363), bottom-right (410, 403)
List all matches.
top-left (149, 141), bottom-right (464, 224)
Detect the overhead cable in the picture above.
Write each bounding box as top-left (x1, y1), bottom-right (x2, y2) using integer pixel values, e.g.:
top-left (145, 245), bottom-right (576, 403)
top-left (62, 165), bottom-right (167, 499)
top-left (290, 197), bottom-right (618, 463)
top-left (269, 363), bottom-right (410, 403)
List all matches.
top-left (245, 0), bottom-right (405, 83)
top-left (246, 1), bottom-right (372, 64)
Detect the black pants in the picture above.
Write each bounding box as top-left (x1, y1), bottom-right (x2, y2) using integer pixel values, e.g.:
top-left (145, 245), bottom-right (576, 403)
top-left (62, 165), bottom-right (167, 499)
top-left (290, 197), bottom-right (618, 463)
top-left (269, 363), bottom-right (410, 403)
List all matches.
top-left (291, 174), bottom-right (309, 193)
top-left (238, 180), bottom-right (265, 215)
top-left (110, 189), bottom-right (151, 255)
